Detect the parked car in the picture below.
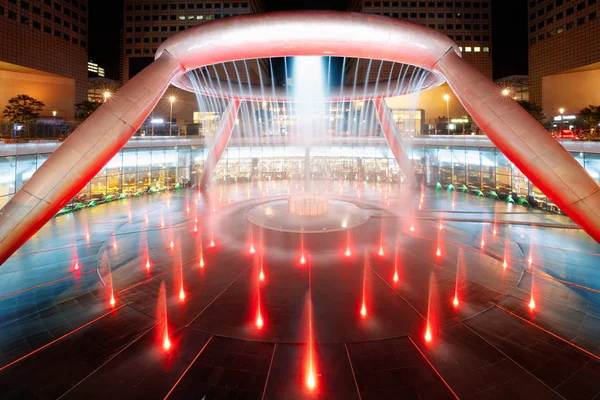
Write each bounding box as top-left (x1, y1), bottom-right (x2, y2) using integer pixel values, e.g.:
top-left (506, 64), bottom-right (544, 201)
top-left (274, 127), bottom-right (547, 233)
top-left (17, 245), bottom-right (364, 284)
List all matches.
top-left (552, 129), bottom-right (579, 140)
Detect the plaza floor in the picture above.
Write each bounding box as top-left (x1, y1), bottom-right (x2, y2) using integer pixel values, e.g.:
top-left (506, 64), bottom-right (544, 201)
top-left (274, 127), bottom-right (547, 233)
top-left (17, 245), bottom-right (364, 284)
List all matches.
top-left (0, 180), bottom-right (599, 399)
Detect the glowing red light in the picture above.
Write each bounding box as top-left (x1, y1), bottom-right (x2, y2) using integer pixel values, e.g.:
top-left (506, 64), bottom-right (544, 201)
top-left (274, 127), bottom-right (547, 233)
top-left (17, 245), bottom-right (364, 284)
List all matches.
top-left (74, 262), bottom-right (79, 271)
top-left (419, 203), bottom-right (422, 210)
top-left (259, 269), bottom-right (265, 281)
top-left (409, 224), bottom-right (415, 232)
top-left (210, 239), bottom-right (215, 247)
top-left (194, 216), bottom-right (198, 223)
top-left (528, 255), bottom-right (533, 265)
top-left (109, 294), bottom-right (116, 307)
top-left (169, 240), bottom-right (174, 249)
top-left (256, 313), bottom-right (263, 328)
top-left (306, 370), bottom-right (316, 390)
top-left (163, 335), bottom-right (171, 351)
top-left (186, 207), bottom-right (190, 213)
top-left (250, 245), bottom-right (256, 254)
top-left (493, 228), bottom-right (497, 235)
top-left (503, 260), bottom-right (508, 269)
top-left (85, 233), bottom-right (90, 241)
top-left (199, 257), bottom-right (205, 268)
top-left (160, 221), bottom-right (165, 228)
top-left (345, 248), bottom-right (351, 257)
top-left (146, 259), bottom-right (150, 270)
top-left (436, 247), bottom-right (441, 257)
top-left (439, 222), bottom-right (443, 230)
top-left (179, 288), bottom-right (185, 302)
top-left (393, 271), bottom-right (399, 283)
top-left (378, 246), bottom-right (384, 256)
top-left (425, 326), bottom-right (432, 343)
top-left (194, 224), bottom-right (198, 232)
top-left (113, 241), bottom-right (117, 250)
top-left (529, 297), bottom-right (536, 310)
top-left (360, 303), bottom-right (367, 317)
top-left (300, 254), bottom-right (306, 264)
top-left (453, 295), bottom-right (459, 308)
top-left (480, 239), bottom-right (485, 247)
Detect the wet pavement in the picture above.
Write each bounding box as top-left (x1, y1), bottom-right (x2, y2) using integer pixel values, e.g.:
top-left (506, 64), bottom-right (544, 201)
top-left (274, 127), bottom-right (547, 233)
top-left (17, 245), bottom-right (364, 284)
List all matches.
top-left (0, 180), bottom-right (599, 399)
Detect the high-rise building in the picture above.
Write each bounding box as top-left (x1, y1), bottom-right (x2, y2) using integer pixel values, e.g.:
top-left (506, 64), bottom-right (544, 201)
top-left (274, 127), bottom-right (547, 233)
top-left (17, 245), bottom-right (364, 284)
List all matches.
top-left (353, 1), bottom-right (493, 79)
top-left (0, 0), bottom-right (89, 121)
top-left (528, 0), bottom-right (600, 120)
top-left (351, 1), bottom-right (492, 133)
top-left (121, 0), bottom-right (264, 124)
top-left (122, 0), bottom-right (264, 83)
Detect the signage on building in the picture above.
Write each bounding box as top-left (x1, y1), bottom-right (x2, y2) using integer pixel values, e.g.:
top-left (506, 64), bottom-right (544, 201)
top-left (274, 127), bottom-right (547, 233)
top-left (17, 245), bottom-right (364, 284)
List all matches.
top-left (553, 115), bottom-right (577, 121)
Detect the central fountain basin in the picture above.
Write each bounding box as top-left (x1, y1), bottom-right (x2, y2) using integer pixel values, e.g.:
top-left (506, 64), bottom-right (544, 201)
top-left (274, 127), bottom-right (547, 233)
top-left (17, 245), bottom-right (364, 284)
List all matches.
top-left (246, 197), bottom-right (371, 233)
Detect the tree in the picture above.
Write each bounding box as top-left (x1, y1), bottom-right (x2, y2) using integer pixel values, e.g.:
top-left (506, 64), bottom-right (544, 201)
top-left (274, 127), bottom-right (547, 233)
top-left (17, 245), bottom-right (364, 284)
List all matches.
top-left (2, 94), bottom-right (45, 136)
top-left (74, 101), bottom-right (101, 122)
top-left (517, 101), bottom-right (545, 123)
top-left (579, 105), bottom-right (600, 137)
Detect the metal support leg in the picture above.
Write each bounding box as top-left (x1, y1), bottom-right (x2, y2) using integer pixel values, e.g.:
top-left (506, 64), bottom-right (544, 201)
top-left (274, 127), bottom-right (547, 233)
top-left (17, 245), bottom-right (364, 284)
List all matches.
top-left (373, 99), bottom-right (416, 187)
top-left (199, 99), bottom-right (241, 189)
top-left (0, 53), bottom-right (183, 265)
top-left (435, 50), bottom-right (600, 242)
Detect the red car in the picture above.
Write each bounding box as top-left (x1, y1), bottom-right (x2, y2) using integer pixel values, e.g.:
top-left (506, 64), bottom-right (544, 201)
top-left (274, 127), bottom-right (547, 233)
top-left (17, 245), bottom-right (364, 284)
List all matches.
top-left (553, 129), bottom-right (579, 140)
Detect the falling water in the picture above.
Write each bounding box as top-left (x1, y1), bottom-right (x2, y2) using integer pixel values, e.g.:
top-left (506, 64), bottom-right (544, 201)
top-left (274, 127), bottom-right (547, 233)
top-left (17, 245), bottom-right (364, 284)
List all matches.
top-left (293, 56), bottom-right (326, 190)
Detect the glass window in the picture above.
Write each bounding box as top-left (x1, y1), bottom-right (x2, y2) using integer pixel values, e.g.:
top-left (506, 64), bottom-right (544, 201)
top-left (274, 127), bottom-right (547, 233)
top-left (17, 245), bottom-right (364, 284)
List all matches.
top-left (15, 155), bottom-right (37, 191)
top-left (0, 156), bottom-right (16, 197)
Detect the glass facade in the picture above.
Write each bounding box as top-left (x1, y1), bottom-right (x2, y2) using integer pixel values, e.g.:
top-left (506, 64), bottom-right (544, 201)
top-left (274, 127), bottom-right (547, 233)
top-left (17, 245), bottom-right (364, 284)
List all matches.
top-left (1, 139), bottom-right (599, 213)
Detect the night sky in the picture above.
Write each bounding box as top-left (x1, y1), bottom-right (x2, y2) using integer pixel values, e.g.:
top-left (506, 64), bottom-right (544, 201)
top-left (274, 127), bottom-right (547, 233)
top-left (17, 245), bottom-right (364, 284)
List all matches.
top-left (89, 0), bottom-right (527, 82)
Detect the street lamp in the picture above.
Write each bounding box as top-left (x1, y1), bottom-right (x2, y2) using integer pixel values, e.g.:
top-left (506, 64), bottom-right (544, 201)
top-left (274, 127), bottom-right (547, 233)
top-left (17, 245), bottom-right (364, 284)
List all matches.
top-left (501, 88), bottom-right (510, 96)
top-left (559, 108), bottom-right (565, 133)
top-left (103, 91), bottom-right (111, 102)
top-left (443, 94), bottom-right (451, 135)
top-left (169, 96), bottom-right (176, 136)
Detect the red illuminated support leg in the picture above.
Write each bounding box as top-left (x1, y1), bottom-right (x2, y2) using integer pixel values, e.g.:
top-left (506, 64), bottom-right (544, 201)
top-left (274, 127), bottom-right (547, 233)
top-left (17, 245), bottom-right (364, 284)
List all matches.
top-left (0, 53), bottom-right (183, 266)
top-left (373, 99), bottom-right (416, 187)
top-left (199, 99), bottom-right (242, 189)
top-left (435, 51), bottom-right (600, 242)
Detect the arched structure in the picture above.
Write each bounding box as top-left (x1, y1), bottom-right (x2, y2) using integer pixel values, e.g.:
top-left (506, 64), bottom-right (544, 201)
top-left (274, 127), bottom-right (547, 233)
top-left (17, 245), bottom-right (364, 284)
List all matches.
top-left (0, 11), bottom-right (599, 266)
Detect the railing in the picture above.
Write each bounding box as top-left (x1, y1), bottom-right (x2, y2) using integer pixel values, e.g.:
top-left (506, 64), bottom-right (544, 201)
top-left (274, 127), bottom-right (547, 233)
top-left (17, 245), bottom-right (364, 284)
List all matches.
top-left (3, 134), bottom-right (600, 156)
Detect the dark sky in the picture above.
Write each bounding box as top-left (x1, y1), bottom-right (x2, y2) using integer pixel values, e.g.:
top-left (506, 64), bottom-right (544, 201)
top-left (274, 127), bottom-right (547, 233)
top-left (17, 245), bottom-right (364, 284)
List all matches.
top-left (89, 0), bottom-right (528, 82)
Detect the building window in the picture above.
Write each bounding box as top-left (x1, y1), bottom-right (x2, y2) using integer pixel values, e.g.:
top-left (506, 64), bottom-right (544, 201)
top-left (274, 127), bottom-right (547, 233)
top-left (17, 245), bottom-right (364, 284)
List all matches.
top-left (474, 47), bottom-right (481, 52)
top-left (483, 47), bottom-right (489, 52)
top-left (465, 47), bottom-right (472, 52)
